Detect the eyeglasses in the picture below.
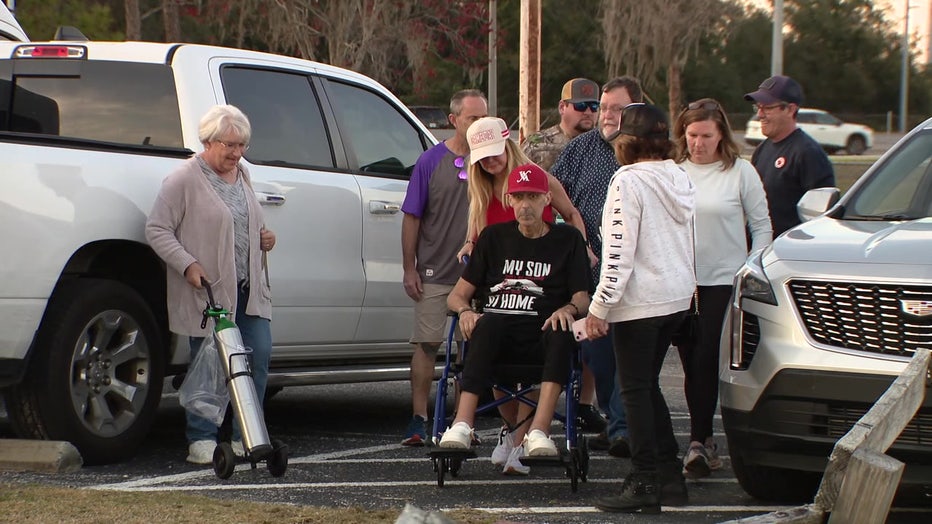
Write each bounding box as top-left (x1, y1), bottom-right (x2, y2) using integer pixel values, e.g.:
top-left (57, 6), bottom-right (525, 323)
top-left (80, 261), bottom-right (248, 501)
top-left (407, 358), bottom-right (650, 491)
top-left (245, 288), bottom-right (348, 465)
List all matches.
top-left (601, 105), bottom-right (626, 115)
top-left (753, 103), bottom-right (787, 113)
top-left (569, 101), bottom-right (600, 112)
top-left (216, 140), bottom-right (249, 152)
top-left (454, 156), bottom-right (468, 180)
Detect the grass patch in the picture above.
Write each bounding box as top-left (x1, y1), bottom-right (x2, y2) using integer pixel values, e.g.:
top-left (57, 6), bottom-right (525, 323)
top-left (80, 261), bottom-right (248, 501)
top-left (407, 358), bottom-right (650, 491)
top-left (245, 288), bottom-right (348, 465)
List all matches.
top-left (0, 483), bottom-right (500, 524)
top-left (832, 156), bottom-right (878, 193)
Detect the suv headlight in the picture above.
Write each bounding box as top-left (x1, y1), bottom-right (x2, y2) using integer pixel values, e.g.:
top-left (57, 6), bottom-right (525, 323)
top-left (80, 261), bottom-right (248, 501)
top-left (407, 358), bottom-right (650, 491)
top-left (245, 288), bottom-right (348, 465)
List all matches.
top-left (736, 250), bottom-right (777, 306)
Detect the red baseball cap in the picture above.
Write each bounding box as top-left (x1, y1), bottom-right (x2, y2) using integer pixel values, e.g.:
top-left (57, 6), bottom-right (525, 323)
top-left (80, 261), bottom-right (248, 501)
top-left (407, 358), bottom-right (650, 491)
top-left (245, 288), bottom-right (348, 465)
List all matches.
top-left (507, 163), bottom-right (549, 194)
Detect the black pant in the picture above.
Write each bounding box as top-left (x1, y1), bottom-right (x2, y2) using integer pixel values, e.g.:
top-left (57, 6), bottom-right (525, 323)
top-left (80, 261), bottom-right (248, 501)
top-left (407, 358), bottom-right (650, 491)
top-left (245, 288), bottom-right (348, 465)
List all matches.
top-left (460, 313), bottom-right (574, 395)
top-left (676, 285), bottom-right (732, 443)
top-left (612, 311), bottom-right (685, 472)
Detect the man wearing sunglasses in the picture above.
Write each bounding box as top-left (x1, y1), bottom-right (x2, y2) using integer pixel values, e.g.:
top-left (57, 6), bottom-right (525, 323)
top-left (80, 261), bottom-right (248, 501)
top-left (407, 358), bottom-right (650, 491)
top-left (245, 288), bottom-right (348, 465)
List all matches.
top-left (549, 76), bottom-right (645, 459)
top-left (744, 75), bottom-right (834, 237)
top-left (523, 78), bottom-right (600, 172)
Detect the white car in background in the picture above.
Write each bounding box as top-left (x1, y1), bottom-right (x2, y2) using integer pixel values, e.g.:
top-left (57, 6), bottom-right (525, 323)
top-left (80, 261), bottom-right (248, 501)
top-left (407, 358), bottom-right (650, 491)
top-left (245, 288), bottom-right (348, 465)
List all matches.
top-left (745, 108), bottom-right (874, 155)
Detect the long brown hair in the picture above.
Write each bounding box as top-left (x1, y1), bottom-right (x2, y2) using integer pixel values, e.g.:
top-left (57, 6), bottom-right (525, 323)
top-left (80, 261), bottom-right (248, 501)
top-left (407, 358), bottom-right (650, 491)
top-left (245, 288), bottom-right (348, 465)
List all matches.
top-left (673, 98), bottom-right (741, 169)
top-left (466, 140), bottom-right (532, 237)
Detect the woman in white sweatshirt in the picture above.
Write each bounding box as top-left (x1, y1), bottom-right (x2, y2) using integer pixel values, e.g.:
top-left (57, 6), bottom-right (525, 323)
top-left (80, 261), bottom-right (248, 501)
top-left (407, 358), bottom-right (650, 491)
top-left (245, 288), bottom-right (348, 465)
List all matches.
top-left (586, 104), bottom-right (696, 514)
top-left (671, 99), bottom-right (772, 480)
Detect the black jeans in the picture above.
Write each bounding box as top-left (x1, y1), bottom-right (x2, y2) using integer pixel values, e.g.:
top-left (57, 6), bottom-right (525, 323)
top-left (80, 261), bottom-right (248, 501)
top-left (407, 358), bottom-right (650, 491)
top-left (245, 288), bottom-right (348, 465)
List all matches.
top-left (676, 285), bottom-right (732, 443)
top-left (612, 311), bottom-right (686, 472)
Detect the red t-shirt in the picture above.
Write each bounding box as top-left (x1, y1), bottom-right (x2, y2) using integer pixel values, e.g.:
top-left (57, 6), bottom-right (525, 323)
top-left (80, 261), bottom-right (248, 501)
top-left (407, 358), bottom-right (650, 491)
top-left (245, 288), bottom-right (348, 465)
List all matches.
top-left (486, 195), bottom-right (555, 226)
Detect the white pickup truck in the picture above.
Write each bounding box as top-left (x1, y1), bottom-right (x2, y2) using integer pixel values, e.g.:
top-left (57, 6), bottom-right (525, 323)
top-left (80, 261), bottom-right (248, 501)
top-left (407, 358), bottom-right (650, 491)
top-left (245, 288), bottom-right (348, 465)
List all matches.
top-left (0, 36), bottom-right (436, 464)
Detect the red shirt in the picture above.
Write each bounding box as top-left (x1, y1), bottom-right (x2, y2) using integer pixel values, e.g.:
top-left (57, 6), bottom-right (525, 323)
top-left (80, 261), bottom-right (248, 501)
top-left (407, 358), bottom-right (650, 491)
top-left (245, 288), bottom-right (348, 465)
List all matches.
top-left (486, 195), bottom-right (555, 226)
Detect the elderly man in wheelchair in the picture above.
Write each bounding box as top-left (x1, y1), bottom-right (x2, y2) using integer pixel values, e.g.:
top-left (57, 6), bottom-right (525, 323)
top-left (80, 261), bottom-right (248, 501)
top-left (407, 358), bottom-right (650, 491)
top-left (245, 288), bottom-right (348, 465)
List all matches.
top-left (439, 164), bottom-right (590, 474)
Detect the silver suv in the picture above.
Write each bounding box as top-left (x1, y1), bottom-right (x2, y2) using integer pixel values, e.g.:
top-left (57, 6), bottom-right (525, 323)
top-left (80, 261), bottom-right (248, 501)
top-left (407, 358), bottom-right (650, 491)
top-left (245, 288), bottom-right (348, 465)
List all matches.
top-left (720, 118), bottom-right (932, 502)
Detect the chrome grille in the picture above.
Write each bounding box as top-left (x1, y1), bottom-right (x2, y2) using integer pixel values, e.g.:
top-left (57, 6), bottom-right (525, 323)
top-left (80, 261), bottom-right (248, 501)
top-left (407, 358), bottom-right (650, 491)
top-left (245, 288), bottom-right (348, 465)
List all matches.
top-left (788, 280), bottom-right (932, 357)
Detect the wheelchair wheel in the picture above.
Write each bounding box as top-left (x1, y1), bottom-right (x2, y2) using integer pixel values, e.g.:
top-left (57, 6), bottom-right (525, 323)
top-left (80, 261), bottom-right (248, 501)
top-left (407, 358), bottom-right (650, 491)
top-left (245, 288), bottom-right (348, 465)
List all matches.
top-left (267, 438), bottom-right (288, 477)
top-left (569, 455), bottom-right (579, 492)
top-left (579, 436), bottom-right (590, 482)
top-left (450, 457), bottom-right (462, 477)
top-left (213, 442), bottom-right (236, 480)
top-left (436, 457), bottom-right (449, 487)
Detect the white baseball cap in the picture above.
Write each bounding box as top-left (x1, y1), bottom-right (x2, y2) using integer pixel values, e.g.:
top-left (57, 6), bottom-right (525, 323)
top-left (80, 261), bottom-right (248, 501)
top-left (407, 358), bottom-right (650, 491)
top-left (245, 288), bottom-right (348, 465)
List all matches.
top-left (466, 117), bottom-right (509, 165)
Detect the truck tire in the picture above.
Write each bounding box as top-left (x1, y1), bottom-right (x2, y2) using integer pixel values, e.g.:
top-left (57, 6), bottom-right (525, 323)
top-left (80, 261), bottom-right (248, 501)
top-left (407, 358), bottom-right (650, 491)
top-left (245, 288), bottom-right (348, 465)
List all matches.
top-left (4, 278), bottom-right (165, 465)
top-left (729, 441), bottom-right (822, 503)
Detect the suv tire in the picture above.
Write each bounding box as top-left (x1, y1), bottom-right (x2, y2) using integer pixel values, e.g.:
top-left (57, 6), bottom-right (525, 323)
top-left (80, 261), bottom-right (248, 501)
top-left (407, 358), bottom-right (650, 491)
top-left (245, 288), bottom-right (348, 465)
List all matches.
top-left (846, 135), bottom-right (867, 155)
top-left (4, 279), bottom-right (164, 465)
top-left (728, 437), bottom-right (822, 503)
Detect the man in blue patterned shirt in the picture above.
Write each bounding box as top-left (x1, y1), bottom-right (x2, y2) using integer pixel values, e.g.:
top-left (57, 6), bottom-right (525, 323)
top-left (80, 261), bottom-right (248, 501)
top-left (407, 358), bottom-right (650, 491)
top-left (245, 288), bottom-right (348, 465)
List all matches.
top-left (551, 76), bottom-right (644, 458)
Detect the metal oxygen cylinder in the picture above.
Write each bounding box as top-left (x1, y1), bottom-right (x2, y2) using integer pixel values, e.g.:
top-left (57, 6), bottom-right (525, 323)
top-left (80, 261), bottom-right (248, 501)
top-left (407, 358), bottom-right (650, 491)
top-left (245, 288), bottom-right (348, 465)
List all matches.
top-left (201, 278), bottom-right (272, 460)
top-left (212, 317), bottom-right (273, 460)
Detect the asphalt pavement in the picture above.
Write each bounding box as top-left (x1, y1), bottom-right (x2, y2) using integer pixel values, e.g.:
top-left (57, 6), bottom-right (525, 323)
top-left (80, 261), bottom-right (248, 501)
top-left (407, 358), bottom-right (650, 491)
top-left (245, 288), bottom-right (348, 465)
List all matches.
top-left (2, 347), bottom-right (929, 523)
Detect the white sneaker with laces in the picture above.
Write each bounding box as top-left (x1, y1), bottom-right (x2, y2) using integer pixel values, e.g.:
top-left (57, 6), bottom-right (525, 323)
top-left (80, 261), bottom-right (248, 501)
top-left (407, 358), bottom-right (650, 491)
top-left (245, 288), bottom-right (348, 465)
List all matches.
top-left (524, 429), bottom-right (558, 457)
top-left (439, 421), bottom-right (473, 449)
top-left (491, 429), bottom-right (514, 466)
top-left (231, 440), bottom-right (245, 458)
top-left (502, 444), bottom-right (530, 476)
top-left (186, 440), bottom-right (216, 465)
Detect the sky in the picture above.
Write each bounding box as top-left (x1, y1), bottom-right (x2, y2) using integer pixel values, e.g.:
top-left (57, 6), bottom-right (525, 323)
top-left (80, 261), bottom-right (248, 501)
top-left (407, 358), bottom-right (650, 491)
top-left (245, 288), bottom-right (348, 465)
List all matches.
top-left (747, 0), bottom-right (931, 64)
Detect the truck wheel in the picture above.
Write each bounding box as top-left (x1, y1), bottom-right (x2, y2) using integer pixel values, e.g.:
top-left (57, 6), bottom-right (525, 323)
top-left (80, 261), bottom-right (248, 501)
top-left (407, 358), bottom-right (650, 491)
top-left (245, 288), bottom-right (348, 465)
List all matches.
top-left (729, 445), bottom-right (822, 503)
top-left (4, 279), bottom-right (164, 465)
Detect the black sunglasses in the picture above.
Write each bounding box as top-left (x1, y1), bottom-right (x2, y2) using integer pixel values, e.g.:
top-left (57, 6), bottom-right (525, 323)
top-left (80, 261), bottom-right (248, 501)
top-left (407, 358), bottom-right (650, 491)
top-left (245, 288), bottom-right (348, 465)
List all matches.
top-left (687, 101), bottom-right (721, 112)
top-left (570, 101), bottom-right (600, 112)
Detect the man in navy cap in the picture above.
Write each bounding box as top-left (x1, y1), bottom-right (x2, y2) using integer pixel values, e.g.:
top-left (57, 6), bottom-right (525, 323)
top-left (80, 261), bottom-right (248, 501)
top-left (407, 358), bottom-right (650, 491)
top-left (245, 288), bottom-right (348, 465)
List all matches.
top-left (745, 75), bottom-right (834, 237)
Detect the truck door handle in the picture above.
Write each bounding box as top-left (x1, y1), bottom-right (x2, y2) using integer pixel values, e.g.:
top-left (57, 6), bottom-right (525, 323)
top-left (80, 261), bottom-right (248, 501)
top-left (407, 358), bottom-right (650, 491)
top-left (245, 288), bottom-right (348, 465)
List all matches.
top-left (256, 192), bottom-right (286, 206)
top-left (369, 201), bottom-right (402, 215)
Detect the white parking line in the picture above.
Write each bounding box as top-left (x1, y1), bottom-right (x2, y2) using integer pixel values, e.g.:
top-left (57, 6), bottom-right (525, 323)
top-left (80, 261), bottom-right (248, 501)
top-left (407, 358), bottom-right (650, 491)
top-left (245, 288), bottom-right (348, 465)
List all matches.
top-left (90, 476), bottom-right (738, 492)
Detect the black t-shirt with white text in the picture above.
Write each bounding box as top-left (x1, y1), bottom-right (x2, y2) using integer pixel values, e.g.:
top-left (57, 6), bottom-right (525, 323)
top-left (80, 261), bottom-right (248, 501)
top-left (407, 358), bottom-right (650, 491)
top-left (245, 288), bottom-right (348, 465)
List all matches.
top-left (463, 222), bottom-right (589, 325)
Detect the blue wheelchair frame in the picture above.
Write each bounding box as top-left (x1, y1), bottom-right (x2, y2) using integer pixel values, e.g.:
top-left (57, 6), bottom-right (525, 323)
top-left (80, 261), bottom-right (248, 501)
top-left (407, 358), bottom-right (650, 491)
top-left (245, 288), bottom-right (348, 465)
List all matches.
top-left (428, 314), bottom-right (590, 491)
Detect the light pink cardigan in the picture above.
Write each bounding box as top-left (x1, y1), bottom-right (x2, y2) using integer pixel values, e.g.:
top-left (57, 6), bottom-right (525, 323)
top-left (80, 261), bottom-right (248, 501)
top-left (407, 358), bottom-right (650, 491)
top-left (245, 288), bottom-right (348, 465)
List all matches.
top-left (146, 156), bottom-right (271, 337)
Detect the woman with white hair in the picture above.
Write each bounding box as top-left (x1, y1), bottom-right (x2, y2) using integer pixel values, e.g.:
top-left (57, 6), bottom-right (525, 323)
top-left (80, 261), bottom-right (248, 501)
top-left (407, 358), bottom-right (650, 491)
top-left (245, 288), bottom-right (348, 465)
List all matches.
top-left (146, 104), bottom-right (276, 465)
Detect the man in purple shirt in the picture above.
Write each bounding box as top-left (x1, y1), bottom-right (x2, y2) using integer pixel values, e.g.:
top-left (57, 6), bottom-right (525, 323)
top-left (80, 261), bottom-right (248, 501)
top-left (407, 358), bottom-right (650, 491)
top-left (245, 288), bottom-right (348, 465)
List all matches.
top-left (400, 89), bottom-right (488, 445)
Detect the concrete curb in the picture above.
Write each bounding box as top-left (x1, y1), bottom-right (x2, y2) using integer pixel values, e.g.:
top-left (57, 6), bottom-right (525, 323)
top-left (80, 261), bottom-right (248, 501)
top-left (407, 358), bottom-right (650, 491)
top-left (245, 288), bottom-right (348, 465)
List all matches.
top-left (0, 439), bottom-right (82, 473)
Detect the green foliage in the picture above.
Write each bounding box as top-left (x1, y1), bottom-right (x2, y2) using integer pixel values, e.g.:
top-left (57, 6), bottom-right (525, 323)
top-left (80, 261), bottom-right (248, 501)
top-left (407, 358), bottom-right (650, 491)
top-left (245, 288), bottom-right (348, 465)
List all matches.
top-left (493, 0), bottom-right (605, 124)
top-left (682, 4), bottom-right (772, 114)
top-left (683, 0), bottom-right (931, 120)
top-left (16, 0), bottom-right (123, 41)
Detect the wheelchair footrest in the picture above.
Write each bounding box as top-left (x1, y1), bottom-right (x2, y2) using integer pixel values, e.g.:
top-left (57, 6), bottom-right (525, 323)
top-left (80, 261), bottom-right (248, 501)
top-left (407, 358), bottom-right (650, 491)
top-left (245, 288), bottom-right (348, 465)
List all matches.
top-left (519, 454), bottom-right (568, 467)
top-left (428, 448), bottom-right (477, 460)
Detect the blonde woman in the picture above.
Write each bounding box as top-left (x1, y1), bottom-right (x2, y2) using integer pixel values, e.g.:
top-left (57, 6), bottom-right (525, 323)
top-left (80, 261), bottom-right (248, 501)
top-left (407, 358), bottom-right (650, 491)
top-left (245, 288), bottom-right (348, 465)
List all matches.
top-left (457, 117), bottom-right (594, 264)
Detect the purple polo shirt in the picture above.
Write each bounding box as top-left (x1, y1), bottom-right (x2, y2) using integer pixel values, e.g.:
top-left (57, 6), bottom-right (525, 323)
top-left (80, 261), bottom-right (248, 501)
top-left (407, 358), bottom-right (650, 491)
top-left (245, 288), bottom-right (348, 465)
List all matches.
top-left (401, 142), bottom-right (469, 284)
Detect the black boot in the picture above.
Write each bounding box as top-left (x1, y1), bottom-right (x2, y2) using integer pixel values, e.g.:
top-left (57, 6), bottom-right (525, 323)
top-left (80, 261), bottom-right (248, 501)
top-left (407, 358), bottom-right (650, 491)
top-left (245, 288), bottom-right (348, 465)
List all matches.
top-left (595, 471), bottom-right (661, 514)
top-left (658, 461), bottom-right (688, 506)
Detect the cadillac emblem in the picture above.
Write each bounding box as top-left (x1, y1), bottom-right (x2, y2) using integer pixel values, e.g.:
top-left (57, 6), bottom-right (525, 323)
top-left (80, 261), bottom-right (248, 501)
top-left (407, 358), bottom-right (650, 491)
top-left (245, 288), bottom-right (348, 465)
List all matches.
top-left (900, 299), bottom-right (932, 317)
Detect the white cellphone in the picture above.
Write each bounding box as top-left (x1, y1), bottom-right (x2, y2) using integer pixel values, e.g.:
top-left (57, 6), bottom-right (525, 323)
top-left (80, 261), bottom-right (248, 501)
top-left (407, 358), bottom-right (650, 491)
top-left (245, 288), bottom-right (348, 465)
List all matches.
top-left (572, 317), bottom-right (589, 342)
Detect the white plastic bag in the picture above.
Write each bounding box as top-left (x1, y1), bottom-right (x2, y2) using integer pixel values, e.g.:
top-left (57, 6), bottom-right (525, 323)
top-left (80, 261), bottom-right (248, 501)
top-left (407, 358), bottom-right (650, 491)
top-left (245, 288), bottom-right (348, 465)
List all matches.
top-left (178, 336), bottom-right (230, 425)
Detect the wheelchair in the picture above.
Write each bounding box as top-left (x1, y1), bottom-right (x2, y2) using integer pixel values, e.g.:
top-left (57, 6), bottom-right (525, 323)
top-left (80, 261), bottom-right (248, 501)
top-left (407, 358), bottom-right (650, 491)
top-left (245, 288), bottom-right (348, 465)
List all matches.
top-left (427, 313), bottom-right (590, 491)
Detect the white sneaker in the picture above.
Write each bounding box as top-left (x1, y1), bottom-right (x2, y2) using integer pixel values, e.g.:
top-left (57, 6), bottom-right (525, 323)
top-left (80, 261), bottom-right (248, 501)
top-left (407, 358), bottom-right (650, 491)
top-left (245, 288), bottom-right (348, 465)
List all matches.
top-left (186, 440), bottom-right (216, 464)
top-left (524, 429), bottom-right (558, 457)
top-left (502, 444), bottom-right (530, 476)
top-left (231, 440), bottom-right (245, 458)
top-left (490, 429), bottom-right (514, 466)
top-left (439, 421), bottom-right (473, 449)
